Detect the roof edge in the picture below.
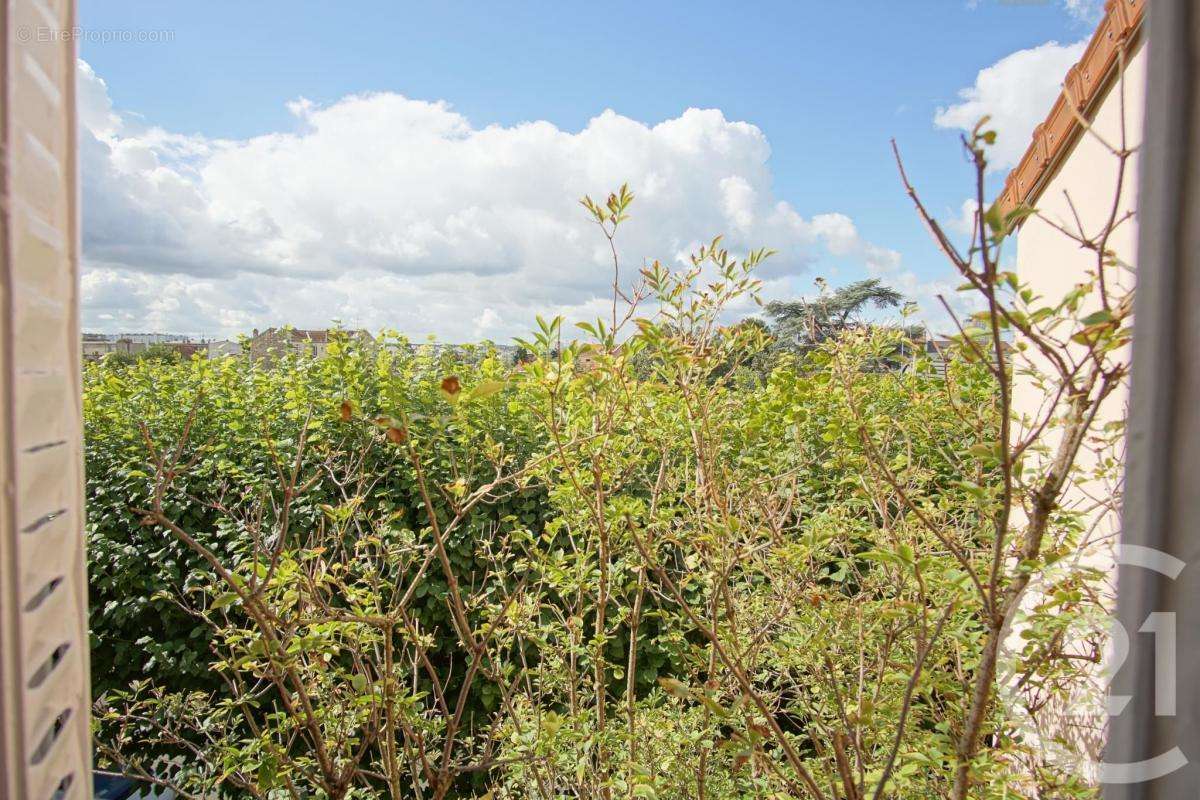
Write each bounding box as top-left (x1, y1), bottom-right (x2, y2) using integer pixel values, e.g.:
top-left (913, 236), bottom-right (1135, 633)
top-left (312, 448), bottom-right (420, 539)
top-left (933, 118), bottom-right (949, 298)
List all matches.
top-left (996, 0), bottom-right (1145, 219)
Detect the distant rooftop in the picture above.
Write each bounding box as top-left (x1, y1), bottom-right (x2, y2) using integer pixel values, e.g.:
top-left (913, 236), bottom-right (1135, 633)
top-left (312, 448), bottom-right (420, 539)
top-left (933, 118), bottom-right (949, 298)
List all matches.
top-left (250, 328), bottom-right (373, 344)
top-left (80, 332), bottom-right (205, 343)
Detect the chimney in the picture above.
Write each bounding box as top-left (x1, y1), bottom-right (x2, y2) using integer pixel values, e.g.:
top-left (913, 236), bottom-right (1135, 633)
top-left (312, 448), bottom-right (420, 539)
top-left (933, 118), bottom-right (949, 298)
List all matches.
top-left (252, 328), bottom-right (259, 337)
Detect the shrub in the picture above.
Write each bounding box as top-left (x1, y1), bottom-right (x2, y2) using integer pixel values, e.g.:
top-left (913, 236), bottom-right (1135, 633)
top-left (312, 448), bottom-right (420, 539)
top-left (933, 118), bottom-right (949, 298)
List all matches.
top-left (91, 123), bottom-right (1132, 798)
top-left (86, 337), bottom-right (551, 699)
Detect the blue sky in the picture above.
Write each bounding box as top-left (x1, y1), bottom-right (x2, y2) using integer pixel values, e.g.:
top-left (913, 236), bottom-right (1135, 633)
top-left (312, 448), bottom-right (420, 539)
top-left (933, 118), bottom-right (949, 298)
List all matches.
top-left (77, 0), bottom-right (1101, 340)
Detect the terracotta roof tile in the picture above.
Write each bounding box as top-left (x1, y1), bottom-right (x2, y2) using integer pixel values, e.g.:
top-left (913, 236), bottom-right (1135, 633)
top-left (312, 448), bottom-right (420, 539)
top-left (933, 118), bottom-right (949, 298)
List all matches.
top-left (996, 0), bottom-right (1145, 219)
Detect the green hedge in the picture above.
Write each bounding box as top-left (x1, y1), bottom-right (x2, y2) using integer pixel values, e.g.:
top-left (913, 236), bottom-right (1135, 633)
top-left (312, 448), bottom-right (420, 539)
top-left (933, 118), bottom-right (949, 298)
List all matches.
top-left (86, 336), bottom-right (552, 697)
top-left (86, 332), bottom-right (984, 698)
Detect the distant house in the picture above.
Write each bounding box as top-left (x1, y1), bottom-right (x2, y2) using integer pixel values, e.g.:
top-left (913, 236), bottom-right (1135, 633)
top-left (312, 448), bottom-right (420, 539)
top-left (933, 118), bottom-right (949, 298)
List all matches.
top-left (81, 333), bottom-right (212, 362)
top-left (207, 339), bottom-right (242, 358)
top-left (897, 335), bottom-right (955, 376)
top-left (247, 328), bottom-right (373, 363)
top-left (81, 334), bottom-right (115, 361)
top-left (171, 341), bottom-right (207, 360)
top-left (81, 335), bottom-right (144, 361)
top-left (82, 332), bottom-right (220, 362)
top-left (113, 332), bottom-right (185, 345)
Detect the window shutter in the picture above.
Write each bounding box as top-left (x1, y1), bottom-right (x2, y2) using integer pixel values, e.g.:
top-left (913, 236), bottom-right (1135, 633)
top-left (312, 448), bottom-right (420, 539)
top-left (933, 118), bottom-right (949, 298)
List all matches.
top-left (0, 1), bottom-right (93, 798)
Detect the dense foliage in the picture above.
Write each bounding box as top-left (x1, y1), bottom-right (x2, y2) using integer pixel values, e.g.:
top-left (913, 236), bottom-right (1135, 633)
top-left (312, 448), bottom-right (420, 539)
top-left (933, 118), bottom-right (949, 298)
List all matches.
top-left (85, 329), bottom-right (991, 745)
top-left (86, 338), bottom-right (552, 699)
top-left (87, 126), bottom-right (1132, 798)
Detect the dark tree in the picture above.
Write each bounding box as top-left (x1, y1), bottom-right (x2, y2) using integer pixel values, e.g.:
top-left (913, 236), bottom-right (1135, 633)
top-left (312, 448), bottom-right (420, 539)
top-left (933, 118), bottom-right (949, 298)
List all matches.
top-left (765, 278), bottom-right (905, 354)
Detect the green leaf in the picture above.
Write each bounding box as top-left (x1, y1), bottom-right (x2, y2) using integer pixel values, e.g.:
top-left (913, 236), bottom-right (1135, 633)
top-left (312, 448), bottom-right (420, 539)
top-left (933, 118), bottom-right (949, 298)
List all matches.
top-left (210, 592), bottom-right (240, 611)
top-left (466, 379), bottom-right (507, 402)
top-left (1080, 309), bottom-right (1114, 326)
top-left (861, 550), bottom-right (900, 566)
top-left (984, 203), bottom-right (1004, 235)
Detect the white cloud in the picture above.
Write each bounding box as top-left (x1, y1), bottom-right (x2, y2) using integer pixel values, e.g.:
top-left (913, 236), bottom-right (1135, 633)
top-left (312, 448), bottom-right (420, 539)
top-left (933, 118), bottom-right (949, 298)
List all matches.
top-left (894, 270), bottom-right (987, 335)
top-left (965, 0), bottom-right (1103, 25)
top-left (78, 60), bottom-right (899, 340)
top-left (946, 198), bottom-right (980, 239)
top-left (810, 213), bottom-right (902, 276)
top-left (934, 39), bottom-right (1086, 171)
top-left (1061, 0), bottom-right (1104, 24)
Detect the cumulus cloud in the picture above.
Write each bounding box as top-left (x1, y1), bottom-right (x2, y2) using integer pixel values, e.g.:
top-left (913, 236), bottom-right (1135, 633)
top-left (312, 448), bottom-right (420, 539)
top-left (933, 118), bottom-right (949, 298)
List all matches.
top-left (810, 213), bottom-right (902, 276)
top-left (78, 60), bottom-right (900, 340)
top-left (934, 39), bottom-right (1086, 172)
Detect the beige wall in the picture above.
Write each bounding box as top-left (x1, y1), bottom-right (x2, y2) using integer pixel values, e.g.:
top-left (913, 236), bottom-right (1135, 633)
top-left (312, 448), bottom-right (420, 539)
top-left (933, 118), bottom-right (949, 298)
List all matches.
top-left (1015, 42), bottom-right (1145, 327)
top-left (1013, 36), bottom-right (1144, 537)
top-left (1006, 36), bottom-right (1146, 780)
top-left (1014, 37), bottom-right (1144, 551)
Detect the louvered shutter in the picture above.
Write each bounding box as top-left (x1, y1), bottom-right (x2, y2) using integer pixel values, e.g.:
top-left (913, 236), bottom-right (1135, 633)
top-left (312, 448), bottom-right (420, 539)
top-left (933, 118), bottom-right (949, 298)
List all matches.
top-left (0, 1), bottom-right (93, 798)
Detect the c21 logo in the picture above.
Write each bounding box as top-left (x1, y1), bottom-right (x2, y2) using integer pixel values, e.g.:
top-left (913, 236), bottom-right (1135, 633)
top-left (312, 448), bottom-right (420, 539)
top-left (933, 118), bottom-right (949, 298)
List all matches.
top-left (997, 543), bottom-right (1186, 784)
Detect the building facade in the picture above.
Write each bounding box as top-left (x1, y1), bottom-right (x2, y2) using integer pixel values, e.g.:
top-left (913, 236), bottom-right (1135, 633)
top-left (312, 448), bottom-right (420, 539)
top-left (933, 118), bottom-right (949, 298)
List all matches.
top-left (998, 0), bottom-right (1145, 781)
top-left (247, 328), bottom-right (373, 363)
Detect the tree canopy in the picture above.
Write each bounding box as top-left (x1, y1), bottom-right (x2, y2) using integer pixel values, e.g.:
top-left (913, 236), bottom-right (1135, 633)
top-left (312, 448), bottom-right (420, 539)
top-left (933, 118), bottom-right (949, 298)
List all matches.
top-left (765, 277), bottom-right (905, 354)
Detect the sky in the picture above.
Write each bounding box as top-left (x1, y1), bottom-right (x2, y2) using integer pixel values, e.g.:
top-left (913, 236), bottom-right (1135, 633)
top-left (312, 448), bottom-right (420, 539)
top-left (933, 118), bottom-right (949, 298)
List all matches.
top-left (76, 0), bottom-right (1104, 342)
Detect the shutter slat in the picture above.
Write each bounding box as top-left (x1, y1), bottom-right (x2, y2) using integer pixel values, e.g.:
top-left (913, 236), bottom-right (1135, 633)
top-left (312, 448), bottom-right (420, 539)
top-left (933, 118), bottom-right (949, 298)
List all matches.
top-left (1, 0), bottom-right (93, 797)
